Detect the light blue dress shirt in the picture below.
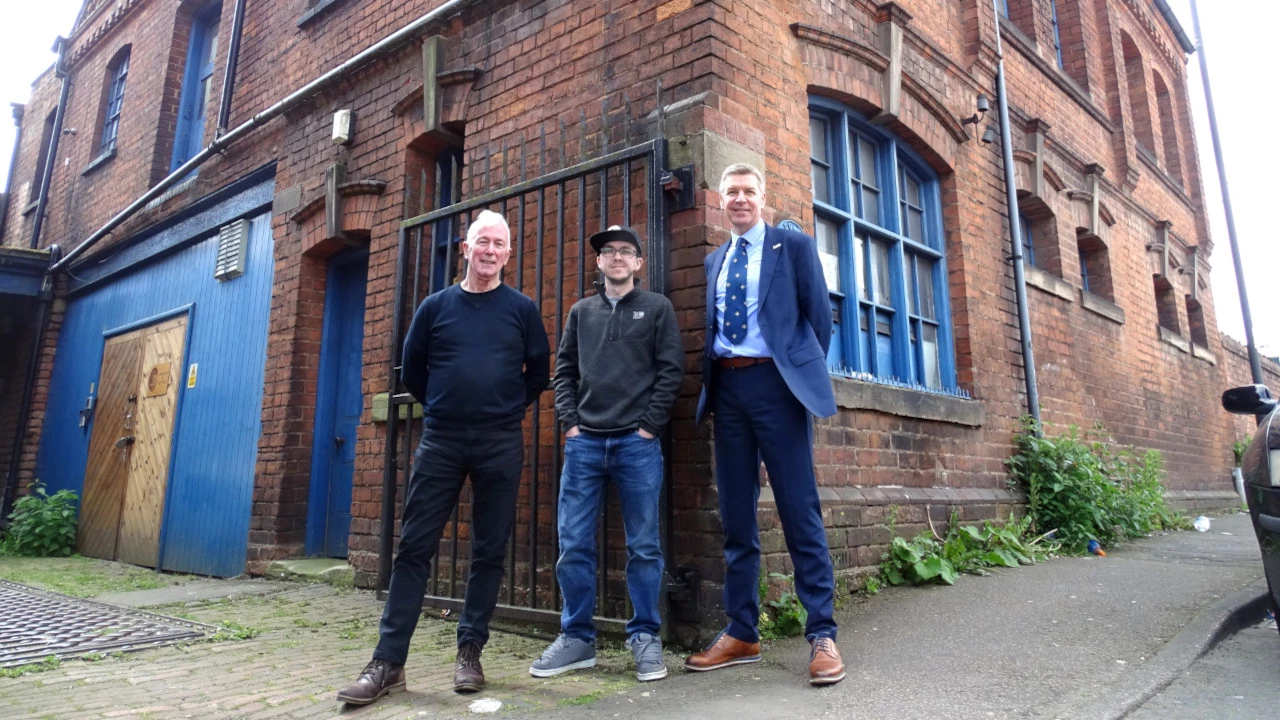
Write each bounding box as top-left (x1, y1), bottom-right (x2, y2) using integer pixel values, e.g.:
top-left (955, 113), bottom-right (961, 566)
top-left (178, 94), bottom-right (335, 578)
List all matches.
top-left (713, 220), bottom-right (769, 359)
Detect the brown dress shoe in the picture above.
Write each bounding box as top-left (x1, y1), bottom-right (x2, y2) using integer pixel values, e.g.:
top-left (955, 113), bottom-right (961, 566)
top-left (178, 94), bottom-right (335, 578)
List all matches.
top-left (683, 631), bottom-right (761, 672)
top-left (336, 658), bottom-right (406, 705)
top-left (809, 637), bottom-right (846, 685)
top-left (453, 642), bottom-right (485, 693)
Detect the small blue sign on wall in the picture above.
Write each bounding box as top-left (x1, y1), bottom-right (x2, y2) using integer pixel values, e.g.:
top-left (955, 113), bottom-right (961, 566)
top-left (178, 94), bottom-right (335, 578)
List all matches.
top-left (778, 219), bottom-right (803, 234)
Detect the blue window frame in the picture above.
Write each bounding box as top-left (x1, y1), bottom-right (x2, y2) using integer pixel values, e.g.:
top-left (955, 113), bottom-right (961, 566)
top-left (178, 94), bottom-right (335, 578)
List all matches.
top-left (998, 0), bottom-right (1010, 18)
top-left (1019, 213), bottom-right (1035, 267)
top-left (809, 100), bottom-right (956, 391)
top-left (1049, 1), bottom-right (1065, 69)
top-left (1078, 247), bottom-right (1090, 293)
top-left (100, 50), bottom-right (130, 155)
top-left (431, 150), bottom-right (464, 291)
top-left (171, 4), bottom-right (221, 172)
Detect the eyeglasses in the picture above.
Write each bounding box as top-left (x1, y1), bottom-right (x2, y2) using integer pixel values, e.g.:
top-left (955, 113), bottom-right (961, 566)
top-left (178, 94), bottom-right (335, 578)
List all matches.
top-left (599, 247), bottom-right (638, 258)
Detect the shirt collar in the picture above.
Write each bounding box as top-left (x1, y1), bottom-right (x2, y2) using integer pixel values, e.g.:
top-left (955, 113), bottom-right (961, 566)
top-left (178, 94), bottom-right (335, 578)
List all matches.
top-left (731, 220), bottom-right (766, 248)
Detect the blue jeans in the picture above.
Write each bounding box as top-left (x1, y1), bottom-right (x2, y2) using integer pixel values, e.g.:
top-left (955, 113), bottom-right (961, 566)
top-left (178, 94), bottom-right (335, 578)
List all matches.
top-left (556, 431), bottom-right (664, 642)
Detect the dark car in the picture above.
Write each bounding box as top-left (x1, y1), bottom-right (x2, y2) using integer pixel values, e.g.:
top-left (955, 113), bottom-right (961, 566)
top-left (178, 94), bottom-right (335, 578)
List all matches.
top-left (1221, 384), bottom-right (1280, 629)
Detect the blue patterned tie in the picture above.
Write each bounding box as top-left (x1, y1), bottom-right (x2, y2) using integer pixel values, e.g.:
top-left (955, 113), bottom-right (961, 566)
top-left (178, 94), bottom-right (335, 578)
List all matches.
top-left (724, 237), bottom-right (749, 345)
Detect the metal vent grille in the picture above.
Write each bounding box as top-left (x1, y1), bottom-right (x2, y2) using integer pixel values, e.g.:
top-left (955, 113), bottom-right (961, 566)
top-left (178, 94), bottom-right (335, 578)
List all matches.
top-left (214, 218), bottom-right (250, 281)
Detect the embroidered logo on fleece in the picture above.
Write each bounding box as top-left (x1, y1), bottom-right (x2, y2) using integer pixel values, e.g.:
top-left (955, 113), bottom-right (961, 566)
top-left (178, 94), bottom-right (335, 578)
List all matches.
top-left (632, 311), bottom-right (645, 320)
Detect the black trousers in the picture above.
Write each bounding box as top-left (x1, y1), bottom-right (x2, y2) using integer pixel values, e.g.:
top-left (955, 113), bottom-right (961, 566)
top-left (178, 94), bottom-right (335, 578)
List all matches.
top-left (373, 425), bottom-right (523, 664)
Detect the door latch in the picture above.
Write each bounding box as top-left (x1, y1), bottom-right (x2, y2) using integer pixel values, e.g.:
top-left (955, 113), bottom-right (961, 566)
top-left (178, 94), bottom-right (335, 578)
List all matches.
top-left (114, 435), bottom-right (136, 449)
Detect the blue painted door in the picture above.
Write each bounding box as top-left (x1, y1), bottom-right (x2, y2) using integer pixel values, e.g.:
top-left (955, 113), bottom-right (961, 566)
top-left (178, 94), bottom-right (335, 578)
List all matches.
top-left (307, 250), bottom-right (368, 557)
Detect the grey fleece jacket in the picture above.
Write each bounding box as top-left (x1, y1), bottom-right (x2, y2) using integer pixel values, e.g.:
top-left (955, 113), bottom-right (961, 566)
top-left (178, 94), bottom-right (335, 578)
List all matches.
top-left (554, 284), bottom-right (685, 436)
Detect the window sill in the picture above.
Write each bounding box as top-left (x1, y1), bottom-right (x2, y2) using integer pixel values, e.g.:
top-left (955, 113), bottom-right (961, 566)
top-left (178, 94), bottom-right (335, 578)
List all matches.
top-left (832, 376), bottom-right (984, 427)
top-left (81, 149), bottom-right (116, 176)
top-left (1024, 265), bottom-right (1073, 301)
top-left (21, 200), bottom-right (37, 216)
top-left (1081, 290), bottom-right (1124, 324)
top-left (1192, 343), bottom-right (1217, 365)
top-left (298, 0), bottom-right (352, 27)
top-left (1158, 325), bottom-right (1190, 353)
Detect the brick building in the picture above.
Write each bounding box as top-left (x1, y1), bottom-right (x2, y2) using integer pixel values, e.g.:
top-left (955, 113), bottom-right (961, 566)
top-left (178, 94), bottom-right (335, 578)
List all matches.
top-left (0, 0), bottom-right (1268, 640)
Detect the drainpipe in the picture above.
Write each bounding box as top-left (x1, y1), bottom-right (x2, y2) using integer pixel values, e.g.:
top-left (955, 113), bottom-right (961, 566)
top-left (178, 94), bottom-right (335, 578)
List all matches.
top-left (0, 103), bottom-right (24, 243)
top-left (1190, 0), bottom-right (1262, 388)
top-left (991, 1), bottom-right (1041, 426)
top-left (216, 0), bottom-right (248, 135)
top-left (30, 37), bottom-right (71, 250)
top-left (51, 0), bottom-right (472, 274)
top-left (2, 245), bottom-right (60, 525)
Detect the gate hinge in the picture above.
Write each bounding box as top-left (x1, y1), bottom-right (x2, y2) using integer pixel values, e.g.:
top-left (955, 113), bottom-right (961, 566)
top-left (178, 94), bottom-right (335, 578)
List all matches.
top-left (664, 566), bottom-right (700, 613)
top-left (660, 165), bottom-right (696, 213)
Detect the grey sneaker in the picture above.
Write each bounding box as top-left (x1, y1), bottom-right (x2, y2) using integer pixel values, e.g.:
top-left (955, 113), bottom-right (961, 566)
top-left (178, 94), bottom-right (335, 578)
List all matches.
top-left (626, 632), bottom-right (668, 681)
top-left (529, 634), bottom-right (596, 677)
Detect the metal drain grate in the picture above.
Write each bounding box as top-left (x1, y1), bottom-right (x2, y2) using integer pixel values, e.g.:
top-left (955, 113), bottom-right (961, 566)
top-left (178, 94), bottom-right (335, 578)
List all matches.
top-left (0, 579), bottom-right (216, 667)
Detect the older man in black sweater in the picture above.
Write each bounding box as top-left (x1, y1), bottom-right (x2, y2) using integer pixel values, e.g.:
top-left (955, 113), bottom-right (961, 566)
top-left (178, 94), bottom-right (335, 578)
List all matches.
top-left (338, 209), bottom-right (550, 705)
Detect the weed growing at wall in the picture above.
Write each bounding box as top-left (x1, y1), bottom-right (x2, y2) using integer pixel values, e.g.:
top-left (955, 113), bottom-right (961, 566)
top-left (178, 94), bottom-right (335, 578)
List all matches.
top-left (879, 513), bottom-right (1055, 587)
top-left (758, 572), bottom-right (807, 640)
top-left (1, 484), bottom-right (78, 557)
top-left (1007, 418), bottom-right (1189, 554)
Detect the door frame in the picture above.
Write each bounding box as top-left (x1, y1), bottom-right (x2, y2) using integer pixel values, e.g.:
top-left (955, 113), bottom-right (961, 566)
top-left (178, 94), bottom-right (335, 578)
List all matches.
top-left (96, 304), bottom-right (194, 570)
top-left (305, 248), bottom-right (369, 557)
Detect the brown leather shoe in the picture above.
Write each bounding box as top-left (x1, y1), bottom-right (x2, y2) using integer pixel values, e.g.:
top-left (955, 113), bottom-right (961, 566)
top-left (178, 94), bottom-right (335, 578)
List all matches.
top-left (683, 631), bottom-right (761, 672)
top-left (453, 642), bottom-right (485, 693)
top-left (808, 637), bottom-right (846, 685)
top-left (336, 658), bottom-right (406, 705)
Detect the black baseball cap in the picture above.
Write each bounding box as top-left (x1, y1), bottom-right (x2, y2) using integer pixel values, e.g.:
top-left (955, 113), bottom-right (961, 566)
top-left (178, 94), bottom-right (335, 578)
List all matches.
top-left (589, 225), bottom-right (642, 255)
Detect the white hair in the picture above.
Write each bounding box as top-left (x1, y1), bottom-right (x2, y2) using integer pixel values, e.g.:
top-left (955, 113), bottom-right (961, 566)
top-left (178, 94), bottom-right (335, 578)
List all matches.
top-left (719, 162), bottom-right (766, 195)
top-left (466, 209), bottom-right (510, 243)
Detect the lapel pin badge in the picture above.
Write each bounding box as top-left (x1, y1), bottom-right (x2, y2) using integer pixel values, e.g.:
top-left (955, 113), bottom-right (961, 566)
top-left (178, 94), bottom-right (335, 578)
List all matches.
top-left (772, 243), bottom-right (781, 250)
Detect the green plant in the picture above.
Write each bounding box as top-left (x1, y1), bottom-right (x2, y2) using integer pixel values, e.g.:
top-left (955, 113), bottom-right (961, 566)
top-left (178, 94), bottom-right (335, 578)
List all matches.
top-left (758, 572), bottom-right (807, 640)
top-left (1007, 418), bottom-right (1188, 553)
top-left (209, 622), bottom-right (260, 642)
top-left (880, 513), bottom-right (1055, 587)
top-left (861, 575), bottom-right (881, 595)
top-left (2, 484), bottom-right (78, 557)
top-left (1233, 436), bottom-right (1253, 467)
top-left (0, 655), bottom-right (60, 678)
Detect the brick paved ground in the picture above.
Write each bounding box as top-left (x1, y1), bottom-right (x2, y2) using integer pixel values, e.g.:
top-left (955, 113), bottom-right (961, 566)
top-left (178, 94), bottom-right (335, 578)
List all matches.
top-left (0, 583), bottom-right (653, 719)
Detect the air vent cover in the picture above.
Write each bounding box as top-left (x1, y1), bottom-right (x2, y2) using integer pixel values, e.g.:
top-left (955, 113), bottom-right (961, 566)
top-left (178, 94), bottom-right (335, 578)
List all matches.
top-left (214, 218), bottom-right (250, 281)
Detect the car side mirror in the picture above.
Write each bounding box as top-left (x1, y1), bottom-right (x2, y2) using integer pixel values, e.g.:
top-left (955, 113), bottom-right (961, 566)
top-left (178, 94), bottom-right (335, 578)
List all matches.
top-left (1222, 384), bottom-right (1277, 415)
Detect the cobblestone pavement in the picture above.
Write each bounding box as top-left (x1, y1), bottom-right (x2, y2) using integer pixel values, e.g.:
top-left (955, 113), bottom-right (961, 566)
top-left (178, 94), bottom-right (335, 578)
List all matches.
top-left (0, 583), bottom-right (652, 719)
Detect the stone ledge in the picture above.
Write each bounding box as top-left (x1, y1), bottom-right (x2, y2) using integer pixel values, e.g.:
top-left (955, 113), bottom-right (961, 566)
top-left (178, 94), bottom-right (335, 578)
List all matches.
top-left (1192, 343), bottom-right (1217, 365)
top-left (1081, 290), bottom-right (1125, 324)
top-left (1025, 265), bottom-right (1074, 301)
top-left (760, 485), bottom-right (1025, 507)
top-left (832, 376), bottom-right (984, 427)
top-left (1158, 325), bottom-right (1191, 353)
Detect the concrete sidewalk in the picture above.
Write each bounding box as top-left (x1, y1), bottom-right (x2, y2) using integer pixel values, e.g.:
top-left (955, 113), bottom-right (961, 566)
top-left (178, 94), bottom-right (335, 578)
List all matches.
top-left (0, 512), bottom-right (1267, 719)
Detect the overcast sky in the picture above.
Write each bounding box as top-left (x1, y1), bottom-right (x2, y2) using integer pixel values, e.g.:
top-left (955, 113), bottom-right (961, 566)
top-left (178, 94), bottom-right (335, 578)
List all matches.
top-left (2, 2), bottom-right (1274, 357)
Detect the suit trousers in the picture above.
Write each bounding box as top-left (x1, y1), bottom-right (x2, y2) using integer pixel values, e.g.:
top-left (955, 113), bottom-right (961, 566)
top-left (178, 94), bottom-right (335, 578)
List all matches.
top-left (373, 425), bottom-right (523, 664)
top-left (712, 360), bottom-right (837, 643)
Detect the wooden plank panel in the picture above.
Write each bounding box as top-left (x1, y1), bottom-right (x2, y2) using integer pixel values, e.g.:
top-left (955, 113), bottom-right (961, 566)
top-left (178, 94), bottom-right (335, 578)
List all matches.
top-left (78, 333), bottom-right (144, 560)
top-left (116, 316), bottom-right (187, 568)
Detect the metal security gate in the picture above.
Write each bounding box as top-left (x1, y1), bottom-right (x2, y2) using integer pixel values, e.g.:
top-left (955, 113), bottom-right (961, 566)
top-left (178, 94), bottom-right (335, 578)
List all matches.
top-left (380, 89), bottom-right (689, 634)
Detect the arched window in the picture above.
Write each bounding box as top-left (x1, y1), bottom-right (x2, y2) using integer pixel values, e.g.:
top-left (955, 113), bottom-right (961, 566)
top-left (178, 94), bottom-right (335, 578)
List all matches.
top-left (1121, 33), bottom-right (1155, 159)
top-left (809, 99), bottom-right (956, 391)
top-left (171, 3), bottom-right (222, 171)
top-left (98, 47), bottom-right (131, 156)
top-left (1152, 71), bottom-right (1184, 184)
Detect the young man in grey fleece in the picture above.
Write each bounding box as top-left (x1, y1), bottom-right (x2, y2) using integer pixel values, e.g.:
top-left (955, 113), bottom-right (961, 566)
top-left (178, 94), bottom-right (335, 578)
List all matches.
top-left (530, 225), bottom-right (684, 682)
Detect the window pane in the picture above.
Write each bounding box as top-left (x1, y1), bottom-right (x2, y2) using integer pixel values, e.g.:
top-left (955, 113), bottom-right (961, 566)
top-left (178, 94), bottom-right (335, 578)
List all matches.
top-left (815, 216), bottom-right (841, 293)
top-left (810, 117), bottom-right (829, 203)
top-left (855, 232), bottom-right (869, 301)
top-left (908, 208), bottom-right (924, 242)
top-left (862, 187), bottom-right (880, 225)
top-left (859, 138), bottom-right (878, 189)
top-left (922, 324), bottom-right (941, 388)
top-left (871, 238), bottom-right (891, 306)
top-left (904, 173), bottom-right (920, 205)
top-left (917, 258), bottom-right (936, 319)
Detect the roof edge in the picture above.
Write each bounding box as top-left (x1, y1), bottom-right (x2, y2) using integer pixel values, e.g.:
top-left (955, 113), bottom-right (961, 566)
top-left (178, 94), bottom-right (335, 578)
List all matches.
top-left (1152, 0), bottom-right (1197, 54)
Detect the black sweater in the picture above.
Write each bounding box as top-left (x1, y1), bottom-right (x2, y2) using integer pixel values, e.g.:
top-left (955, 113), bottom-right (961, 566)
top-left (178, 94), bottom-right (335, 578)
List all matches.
top-left (554, 285), bottom-right (685, 435)
top-left (401, 283), bottom-right (550, 429)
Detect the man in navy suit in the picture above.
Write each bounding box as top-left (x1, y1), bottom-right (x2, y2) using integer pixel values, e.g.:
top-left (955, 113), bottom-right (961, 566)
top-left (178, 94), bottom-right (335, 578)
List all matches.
top-left (683, 163), bottom-right (845, 686)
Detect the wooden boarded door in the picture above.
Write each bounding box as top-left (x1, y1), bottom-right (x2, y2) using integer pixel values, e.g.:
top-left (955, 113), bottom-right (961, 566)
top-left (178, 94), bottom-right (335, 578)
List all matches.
top-left (79, 316), bottom-right (186, 567)
top-left (78, 334), bottom-right (145, 559)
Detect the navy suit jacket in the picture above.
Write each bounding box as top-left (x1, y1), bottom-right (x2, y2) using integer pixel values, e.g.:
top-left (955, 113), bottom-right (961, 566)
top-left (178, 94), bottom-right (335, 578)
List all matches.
top-left (696, 223), bottom-right (838, 424)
